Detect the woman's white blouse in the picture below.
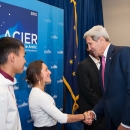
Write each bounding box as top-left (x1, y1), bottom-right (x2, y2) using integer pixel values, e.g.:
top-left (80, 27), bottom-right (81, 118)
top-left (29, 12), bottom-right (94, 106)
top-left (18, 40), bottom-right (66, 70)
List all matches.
top-left (29, 87), bottom-right (67, 127)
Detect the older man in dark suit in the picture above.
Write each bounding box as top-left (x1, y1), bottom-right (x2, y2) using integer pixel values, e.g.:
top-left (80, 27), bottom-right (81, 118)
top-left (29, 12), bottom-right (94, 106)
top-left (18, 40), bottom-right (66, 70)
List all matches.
top-left (83, 25), bottom-right (130, 130)
top-left (76, 45), bottom-right (105, 130)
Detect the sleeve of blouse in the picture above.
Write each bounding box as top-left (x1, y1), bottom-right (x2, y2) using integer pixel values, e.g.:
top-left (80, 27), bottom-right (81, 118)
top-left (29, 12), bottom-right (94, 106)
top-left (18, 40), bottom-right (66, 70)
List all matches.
top-left (36, 92), bottom-right (68, 123)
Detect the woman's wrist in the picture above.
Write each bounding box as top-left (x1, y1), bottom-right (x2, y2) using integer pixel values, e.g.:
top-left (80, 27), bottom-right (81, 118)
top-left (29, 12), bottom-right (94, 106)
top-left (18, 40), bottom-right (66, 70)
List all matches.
top-left (82, 113), bottom-right (86, 121)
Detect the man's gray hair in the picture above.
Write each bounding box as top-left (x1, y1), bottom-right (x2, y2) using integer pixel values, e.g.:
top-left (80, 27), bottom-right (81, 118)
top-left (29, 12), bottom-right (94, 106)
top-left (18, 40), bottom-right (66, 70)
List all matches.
top-left (83, 25), bottom-right (110, 42)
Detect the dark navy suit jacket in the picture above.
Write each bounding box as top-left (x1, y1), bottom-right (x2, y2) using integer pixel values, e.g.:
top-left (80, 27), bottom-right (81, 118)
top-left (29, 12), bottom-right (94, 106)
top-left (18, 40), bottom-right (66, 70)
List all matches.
top-left (93, 44), bottom-right (130, 128)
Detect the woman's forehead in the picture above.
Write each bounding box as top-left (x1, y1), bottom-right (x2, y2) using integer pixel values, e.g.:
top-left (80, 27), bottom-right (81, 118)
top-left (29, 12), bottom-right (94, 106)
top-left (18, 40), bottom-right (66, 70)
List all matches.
top-left (42, 63), bottom-right (47, 69)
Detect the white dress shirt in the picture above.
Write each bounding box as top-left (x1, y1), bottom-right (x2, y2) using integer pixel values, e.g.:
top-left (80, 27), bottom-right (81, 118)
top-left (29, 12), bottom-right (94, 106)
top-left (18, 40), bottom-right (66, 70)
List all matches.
top-left (102, 43), bottom-right (110, 61)
top-left (89, 54), bottom-right (100, 70)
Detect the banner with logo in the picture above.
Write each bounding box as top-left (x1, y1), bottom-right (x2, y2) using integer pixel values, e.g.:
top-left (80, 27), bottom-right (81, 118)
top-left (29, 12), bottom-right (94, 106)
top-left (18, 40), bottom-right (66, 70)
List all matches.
top-left (0, 0), bottom-right (63, 130)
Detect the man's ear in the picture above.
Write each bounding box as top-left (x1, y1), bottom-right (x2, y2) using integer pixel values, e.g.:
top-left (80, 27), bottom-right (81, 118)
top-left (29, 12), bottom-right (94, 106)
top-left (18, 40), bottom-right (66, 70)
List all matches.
top-left (8, 52), bottom-right (16, 62)
top-left (99, 36), bottom-right (105, 43)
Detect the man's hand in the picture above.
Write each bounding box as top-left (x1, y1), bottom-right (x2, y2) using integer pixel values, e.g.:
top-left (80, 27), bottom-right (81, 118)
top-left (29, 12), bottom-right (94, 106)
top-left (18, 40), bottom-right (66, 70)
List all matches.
top-left (118, 124), bottom-right (130, 130)
top-left (83, 111), bottom-right (95, 125)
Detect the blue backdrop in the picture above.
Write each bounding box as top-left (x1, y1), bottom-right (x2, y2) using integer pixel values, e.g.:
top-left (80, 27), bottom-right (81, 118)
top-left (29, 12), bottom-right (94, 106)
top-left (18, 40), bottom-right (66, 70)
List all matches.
top-left (0, 0), bottom-right (64, 130)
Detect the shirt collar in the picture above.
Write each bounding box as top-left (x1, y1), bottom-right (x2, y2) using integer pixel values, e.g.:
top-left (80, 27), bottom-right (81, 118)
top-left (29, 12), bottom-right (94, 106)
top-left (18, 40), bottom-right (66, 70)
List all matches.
top-left (103, 43), bottom-right (111, 58)
top-left (89, 54), bottom-right (100, 64)
top-left (0, 69), bottom-right (14, 82)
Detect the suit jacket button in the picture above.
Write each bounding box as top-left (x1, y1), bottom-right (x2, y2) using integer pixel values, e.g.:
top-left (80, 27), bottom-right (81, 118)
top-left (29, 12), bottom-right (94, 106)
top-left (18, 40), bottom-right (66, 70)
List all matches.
top-left (106, 98), bottom-right (108, 101)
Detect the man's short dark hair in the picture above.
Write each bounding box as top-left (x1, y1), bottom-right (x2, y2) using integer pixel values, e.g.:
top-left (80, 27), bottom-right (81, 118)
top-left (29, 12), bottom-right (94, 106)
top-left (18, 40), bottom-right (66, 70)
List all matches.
top-left (0, 37), bottom-right (24, 65)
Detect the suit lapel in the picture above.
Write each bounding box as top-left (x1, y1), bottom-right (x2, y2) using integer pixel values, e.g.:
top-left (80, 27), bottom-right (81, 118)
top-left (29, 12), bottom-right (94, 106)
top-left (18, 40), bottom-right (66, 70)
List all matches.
top-left (104, 44), bottom-right (115, 91)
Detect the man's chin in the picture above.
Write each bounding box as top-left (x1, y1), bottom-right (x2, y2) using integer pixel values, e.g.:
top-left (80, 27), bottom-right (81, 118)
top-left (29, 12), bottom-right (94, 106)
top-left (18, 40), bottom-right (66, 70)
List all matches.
top-left (93, 53), bottom-right (98, 57)
top-left (16, 70), bottom-right (24, 74)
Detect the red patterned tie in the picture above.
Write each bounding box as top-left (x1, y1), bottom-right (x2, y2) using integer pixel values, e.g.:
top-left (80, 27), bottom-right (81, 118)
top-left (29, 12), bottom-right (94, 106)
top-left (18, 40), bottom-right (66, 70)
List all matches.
top-left (102, 56), bottom-right (106, 90)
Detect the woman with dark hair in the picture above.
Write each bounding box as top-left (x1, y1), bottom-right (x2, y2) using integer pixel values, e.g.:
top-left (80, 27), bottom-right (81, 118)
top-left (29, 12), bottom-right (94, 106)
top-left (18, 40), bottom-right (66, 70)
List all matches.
top-left (26, 60), bottom-right (90, 130)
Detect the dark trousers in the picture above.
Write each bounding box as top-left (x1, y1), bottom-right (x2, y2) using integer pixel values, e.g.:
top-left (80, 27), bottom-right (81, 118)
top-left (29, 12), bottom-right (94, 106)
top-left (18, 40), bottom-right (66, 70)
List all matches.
top-left (34, 125), bottom-right (57, 130)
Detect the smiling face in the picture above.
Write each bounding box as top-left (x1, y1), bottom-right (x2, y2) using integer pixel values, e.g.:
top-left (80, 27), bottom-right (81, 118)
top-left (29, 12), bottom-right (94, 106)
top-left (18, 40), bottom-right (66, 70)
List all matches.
top-left (41, 63), bottom-right (51, 84)
top-left (86, 36), bottom-right (104, 57)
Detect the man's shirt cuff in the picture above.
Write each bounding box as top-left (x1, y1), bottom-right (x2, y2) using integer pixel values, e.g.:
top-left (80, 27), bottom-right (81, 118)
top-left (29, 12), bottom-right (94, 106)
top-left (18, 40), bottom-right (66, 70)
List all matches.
top-left (91, 111), bottom-right (97, 120)
top-left (121, 123), bottom-right (130, 128)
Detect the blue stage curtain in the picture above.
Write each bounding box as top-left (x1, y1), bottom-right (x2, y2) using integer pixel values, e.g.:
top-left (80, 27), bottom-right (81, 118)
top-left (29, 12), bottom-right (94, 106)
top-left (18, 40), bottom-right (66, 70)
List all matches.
top-left (76, 0), bottom-right (104, 61)
top-left (38, 0), bottom-right (104, 61)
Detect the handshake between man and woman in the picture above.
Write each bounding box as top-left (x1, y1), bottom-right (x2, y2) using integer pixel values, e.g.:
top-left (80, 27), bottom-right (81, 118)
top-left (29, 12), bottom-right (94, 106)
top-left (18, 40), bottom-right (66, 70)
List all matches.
top-left (83, 110), bottom-right (95, 125)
